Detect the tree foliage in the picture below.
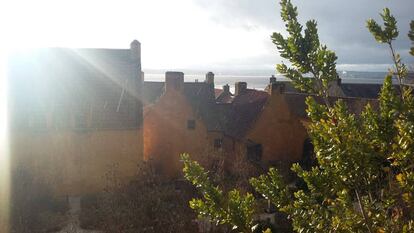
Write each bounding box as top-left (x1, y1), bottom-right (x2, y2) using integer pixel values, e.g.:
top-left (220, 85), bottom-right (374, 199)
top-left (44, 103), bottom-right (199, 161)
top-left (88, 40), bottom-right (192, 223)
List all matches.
top-left (272, 0), bottom-right (338, 105)
top-left (181, 154), bottom-right (255, 233)
top-left (367, 8), bottom-right (408, 89)
top-left (409, 20), bottom-right (414, 56)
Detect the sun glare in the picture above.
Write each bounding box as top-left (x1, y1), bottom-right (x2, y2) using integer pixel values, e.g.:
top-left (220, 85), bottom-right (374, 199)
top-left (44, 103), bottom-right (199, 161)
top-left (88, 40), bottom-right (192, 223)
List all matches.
top-left (0, 48), bottom-right (10, 232)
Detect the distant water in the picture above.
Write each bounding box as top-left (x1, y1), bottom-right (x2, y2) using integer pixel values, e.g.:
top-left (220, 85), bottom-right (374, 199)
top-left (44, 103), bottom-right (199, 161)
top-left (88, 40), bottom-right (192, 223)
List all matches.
top-left (144, 71), bottom-right (389, 91)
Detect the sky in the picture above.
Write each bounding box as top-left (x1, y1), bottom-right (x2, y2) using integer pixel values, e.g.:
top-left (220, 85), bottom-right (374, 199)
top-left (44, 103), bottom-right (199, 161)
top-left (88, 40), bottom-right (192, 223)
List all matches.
top-left (1, 0), bottom-right (413, 72)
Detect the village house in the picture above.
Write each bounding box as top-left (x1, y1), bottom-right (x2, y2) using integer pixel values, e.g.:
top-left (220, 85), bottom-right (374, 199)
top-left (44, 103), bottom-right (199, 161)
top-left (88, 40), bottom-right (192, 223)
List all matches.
top-left (8, 40), bottom-right (144, 195)
top-left (8, 40), bottom-right (389, 194)
top-left (143, 71), bottom-right (225, 178)
top-left (142, 72), bottom-right (384, 179)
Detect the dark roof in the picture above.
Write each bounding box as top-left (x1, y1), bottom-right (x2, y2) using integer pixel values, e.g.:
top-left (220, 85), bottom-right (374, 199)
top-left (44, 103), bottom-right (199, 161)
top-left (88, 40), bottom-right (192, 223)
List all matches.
top-left (215, 89), bottom-right (223, 98)
top-left (219, 89), bottom-right (269, 138)
top-left (143, 81), bottom-right (164, 104)
top-left (272, 80), bottom-right (387, 99)
top-left (183, 82), bottom-right (221, 131)
top-left (340, 83), bottom-right (383, 99)
top-left (8, 47), bottom-right (142, 129)
top-left (215, 88), bottom-right (234, 104)
top-left (283, 93), bottom-right (379, 119)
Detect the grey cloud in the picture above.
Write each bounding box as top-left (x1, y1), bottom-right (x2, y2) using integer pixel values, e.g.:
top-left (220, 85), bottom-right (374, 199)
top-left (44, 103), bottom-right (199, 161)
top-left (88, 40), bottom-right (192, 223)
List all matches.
top-left (194, 0), bottom-right (414, 66)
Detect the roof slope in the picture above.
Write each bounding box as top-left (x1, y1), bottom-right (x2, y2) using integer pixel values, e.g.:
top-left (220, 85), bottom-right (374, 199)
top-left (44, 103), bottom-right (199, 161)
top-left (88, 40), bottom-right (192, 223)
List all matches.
top-left (273, 80), bottom-right (389, 99)
top-left (183, 82), bottom-right (221, 131)
top-left (340, 83), bottom-right (383, 99)
top-left (219, 89), bottom-right (269, 138)
top-left (143, 81), bottom-right (164, 104)
top-left (283, 93), bottom-right (379, 119)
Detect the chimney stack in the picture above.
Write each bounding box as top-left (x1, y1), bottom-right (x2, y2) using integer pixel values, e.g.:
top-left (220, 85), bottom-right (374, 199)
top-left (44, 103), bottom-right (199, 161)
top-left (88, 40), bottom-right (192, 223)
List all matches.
top-left (165, 71), bottom-right (184, 92)
top-left (270, 75), bottom-right (277, 84)
top-left (130, 40), bottom-right (141, 62)
top-left (205, 72), bottom-right (214, 85)
top-left (235, 82), bottom-right (247, 96)
top-left (223, 84), bottom-right (230, 93)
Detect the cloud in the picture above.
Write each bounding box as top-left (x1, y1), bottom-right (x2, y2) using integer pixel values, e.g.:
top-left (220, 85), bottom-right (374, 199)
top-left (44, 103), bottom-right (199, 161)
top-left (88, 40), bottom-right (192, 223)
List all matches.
top-left (193, 0), bottom-right (414, 67)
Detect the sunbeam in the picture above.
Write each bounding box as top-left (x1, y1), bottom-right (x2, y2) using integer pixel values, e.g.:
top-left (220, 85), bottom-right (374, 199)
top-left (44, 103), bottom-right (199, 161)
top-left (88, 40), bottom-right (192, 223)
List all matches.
top-left (0, 48), bottom-right (10, 233)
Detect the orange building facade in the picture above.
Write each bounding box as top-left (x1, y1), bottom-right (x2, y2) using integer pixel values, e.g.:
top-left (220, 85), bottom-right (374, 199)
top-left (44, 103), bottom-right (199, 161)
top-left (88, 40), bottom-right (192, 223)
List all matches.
top-left (142, 74), bottom-right (309, 178)
top-left (244, 83), bottom-right (308, 165)
top-left (143, 72), bottom-right (225, 178)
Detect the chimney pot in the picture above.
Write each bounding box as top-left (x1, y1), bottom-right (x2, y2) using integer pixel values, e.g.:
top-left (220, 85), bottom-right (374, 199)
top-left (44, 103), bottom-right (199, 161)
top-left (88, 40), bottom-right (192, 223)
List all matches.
top-left (235, 82), bottom-right (247, 96)
top-left (130, 40), bottom-right (141, 61)
top-left (270, 75), bottom-right (277, 84)
top-left (205, 72), bottom-right (214, 85)
top-left (223, 84), bottom-right (230, 93)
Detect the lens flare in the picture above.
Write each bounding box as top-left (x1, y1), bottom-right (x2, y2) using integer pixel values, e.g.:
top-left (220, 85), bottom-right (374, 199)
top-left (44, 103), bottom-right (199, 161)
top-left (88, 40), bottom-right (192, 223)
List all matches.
top-left (0, 48), bottom-right (10, 232)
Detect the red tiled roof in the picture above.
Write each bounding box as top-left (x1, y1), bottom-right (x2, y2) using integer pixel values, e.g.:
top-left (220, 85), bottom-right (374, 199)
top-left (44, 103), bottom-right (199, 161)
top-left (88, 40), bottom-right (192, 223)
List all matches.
top-left (215, 88), bottom-right (234, 104)
top-left (214, 89), bottom-right (223, 98)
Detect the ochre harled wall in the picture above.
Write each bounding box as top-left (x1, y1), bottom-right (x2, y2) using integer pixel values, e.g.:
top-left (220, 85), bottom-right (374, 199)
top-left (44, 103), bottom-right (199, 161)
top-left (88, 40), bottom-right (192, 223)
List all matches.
top-left (10, 129), bottom-right (143, 196)
top-left (246, 92), bottom-right (308, 163)
top-left (144, 89), bottom-right (211, 178)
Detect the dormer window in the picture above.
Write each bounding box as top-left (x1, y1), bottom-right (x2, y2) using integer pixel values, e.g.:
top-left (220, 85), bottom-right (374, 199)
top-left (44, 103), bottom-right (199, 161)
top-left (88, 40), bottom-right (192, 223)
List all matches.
top-left (187, 120), bottom-right (196, 130)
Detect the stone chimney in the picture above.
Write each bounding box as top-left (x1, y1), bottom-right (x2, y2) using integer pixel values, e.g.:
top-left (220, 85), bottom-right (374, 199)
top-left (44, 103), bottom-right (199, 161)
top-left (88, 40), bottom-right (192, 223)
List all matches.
top-left (130, 40), bottom-right (141, 62)
top-left (223, 84), bottom-right (230, 93)
top-left (269, 75), bottom-right (277, 84)
top-left (130, 40), bottom-right (142, 84)
top-left (205, 72), bottom-right (214, 85)
top-left (165, 71), bottom-right (184, 92)
top-left (235, 82), bottom-right (247, 96)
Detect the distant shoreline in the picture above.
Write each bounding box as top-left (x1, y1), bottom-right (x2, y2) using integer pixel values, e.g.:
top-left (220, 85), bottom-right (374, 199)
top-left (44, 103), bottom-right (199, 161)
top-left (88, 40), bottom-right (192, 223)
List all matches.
top-left (143, 71), bottom-right (389, 90)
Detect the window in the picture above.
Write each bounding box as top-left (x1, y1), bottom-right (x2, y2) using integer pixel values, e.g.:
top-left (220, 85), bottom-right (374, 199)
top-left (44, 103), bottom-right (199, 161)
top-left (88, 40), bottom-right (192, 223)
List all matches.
top-left (247, 143), bottom-right (262, 162)
top-left (187, 120), bottom-right (195, 129)
top-left (214, 138), bottom-right (223, 149)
